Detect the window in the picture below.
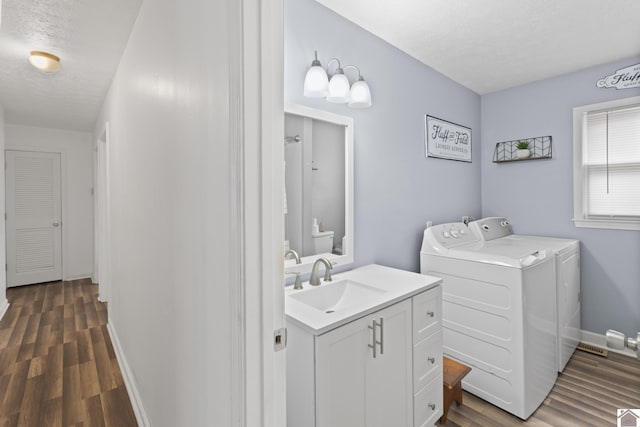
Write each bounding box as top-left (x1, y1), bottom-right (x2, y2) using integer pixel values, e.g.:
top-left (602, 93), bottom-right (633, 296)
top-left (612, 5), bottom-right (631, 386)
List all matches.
top-left (573, 96), bottom-right (640, 230)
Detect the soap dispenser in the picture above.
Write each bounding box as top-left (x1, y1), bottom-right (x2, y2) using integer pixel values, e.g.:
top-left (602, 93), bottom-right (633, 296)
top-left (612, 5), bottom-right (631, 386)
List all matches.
top-left (312, 218), bottom-right (319, 234)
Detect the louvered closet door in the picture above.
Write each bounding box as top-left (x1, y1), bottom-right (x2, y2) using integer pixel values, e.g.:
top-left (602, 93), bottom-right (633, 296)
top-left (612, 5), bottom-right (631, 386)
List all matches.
top-left (6, 150), bottom-right (62, 287)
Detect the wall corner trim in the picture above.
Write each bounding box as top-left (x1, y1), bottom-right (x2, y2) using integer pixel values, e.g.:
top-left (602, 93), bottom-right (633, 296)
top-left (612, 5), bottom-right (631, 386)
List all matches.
top-left (580, 329), bottom-right (637, 358)
top-left (106, 321), bottom-right (151, 426)
top-left (0, 300), bottom-right (9, 323)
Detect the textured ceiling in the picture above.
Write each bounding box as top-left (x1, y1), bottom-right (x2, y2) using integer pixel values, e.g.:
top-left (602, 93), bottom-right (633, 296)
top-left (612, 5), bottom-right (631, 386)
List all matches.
top-left (316, 0), bottom-right (640, 94)
top-left (0, 0), bottom-right (141, 131)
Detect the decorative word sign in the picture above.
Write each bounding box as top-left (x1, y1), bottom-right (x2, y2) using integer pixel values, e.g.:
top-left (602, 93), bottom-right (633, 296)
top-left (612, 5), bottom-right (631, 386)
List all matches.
top-left (425, 116), bottom-right (472, 162)
top-left (597, 63), bottom-right (640, 90)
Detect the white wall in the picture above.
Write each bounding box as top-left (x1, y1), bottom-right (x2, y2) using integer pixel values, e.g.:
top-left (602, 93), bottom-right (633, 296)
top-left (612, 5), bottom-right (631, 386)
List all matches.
top-left (5, 124), bottom-right (94, 280)
top-left (94, 0), bottom-right (237, 425)
top-left (0, 104), bottom-right (7, 313)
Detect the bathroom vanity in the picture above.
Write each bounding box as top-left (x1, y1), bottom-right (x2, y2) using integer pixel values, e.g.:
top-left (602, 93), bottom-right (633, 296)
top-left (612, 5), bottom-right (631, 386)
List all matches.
top-left (286, 264), bottom-right (443, 427)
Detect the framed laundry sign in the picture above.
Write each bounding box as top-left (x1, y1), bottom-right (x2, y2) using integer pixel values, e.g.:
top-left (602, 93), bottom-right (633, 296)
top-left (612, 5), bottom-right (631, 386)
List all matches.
top-left (425, 115), bottom-right (472, 162)
top-left (597, 63), bottom-right (640, 90)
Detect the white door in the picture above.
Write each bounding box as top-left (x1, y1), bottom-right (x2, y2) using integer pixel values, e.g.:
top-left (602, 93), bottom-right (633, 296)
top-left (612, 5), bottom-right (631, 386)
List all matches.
top-left (316, 299), bottom-right (413, 427)
top-left (6, 150), bottom-right (62, 287)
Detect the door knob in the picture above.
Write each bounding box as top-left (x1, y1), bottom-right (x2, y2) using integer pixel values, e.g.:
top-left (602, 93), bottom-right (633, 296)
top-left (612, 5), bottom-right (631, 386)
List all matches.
top-left (52, 221), bottom-right (60, 227)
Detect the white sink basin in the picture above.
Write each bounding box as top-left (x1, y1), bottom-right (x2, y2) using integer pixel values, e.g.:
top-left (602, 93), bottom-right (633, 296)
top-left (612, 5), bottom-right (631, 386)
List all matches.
top-left (288, 279), bottom-right (386, 314)
top-left (285, 264), bottom-right (442, 335)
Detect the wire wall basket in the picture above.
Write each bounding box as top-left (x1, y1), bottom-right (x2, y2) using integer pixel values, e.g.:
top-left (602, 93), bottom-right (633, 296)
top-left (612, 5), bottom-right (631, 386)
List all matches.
top-left (493, 136), bottom-right (552, 163)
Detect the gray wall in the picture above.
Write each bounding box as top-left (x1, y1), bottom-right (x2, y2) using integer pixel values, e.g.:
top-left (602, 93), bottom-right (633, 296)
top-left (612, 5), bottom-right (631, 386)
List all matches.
top-left (481, 57), bottom-right (640, 337)
top-left (285, 0), bottom-right (482, 272)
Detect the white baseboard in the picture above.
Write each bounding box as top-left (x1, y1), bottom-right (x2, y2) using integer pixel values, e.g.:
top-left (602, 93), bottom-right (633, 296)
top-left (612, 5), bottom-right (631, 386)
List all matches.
top-left (106, 321), bottom-right (151, 426)
top-left (63, 273), bottom-right (93, 281)
top-left (580, 329), bottom-right (637, 358)
top-left (0, 299), bottom-right (9, 323)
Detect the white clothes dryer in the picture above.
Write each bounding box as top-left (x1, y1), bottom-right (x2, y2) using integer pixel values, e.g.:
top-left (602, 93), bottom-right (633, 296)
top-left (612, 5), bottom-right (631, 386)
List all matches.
top-left (420, 223), bottom-right (558, 420)
top-left (469, 217), bottom-right (580, 372)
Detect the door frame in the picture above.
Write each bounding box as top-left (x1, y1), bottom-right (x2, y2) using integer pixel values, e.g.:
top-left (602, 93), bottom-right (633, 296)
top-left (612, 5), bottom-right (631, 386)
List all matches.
top-left (4, 147), bottom-right (68, 282)
top-left (232, 0), bottom-right (285, 425)
top-left (94, 123), bottom-right (112, 303)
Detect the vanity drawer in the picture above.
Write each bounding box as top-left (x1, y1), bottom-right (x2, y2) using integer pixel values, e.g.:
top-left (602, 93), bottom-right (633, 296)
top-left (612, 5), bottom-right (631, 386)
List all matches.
top-left (412, 286), bottom-right (442, 343)
top-left (414, 375), bottom-right (443, 427)
top-left (413, 331), bottom-right (442, 394)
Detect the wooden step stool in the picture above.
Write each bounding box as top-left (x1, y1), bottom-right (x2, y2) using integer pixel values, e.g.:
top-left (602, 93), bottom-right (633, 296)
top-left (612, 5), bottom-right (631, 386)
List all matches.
top-left (441, 356), bottom-right (471, 424)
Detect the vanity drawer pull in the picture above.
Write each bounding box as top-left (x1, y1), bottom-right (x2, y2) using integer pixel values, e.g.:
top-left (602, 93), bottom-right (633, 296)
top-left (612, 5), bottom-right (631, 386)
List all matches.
top-left (426, 311), bottom-right (435, 317)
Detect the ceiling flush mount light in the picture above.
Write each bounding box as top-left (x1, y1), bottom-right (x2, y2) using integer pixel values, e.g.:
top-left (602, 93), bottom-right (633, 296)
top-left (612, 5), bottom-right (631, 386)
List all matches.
top-left (303, 51), bottom-right (372, 109)
top-left (29, 51), bottom-right (61, 73)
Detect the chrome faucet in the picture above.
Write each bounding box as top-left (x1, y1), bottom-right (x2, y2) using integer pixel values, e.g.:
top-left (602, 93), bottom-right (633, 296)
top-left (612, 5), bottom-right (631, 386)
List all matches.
top-left (309, 258), bottom-right (332, 286)
top-left (285, 249), bottom-right (301, 264)
top-left (285, 250), bottom-right (303, 290)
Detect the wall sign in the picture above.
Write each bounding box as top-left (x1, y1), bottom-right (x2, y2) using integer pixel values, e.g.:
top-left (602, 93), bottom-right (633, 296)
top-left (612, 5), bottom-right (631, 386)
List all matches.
top-left (597, 63), bottom-right (640, 90)
top-left (425, 115), bottom-right (472, 162)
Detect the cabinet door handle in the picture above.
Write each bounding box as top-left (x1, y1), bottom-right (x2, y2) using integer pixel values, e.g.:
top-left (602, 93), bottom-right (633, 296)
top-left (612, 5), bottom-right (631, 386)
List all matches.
top-left (428, 403), bottom-right (436, 411)
top-left (368, 318), bottom-right (384, 358)
top-left (368, 320), bottom-right (377, 358)
top-left (428, 356), bottom-right (435, 364)
top-left (378, 317), bottom-right (384, 355)
top-left (426, 311), bottom-right (435, 318)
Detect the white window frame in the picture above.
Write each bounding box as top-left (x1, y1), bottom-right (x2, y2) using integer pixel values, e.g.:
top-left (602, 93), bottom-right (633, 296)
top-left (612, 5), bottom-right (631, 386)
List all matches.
top-left (573, 96), bottom-right (640, 231)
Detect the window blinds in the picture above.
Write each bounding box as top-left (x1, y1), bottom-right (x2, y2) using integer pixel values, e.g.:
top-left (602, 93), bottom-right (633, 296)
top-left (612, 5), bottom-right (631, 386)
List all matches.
top-left (584, 105), bottom-right (640, 218)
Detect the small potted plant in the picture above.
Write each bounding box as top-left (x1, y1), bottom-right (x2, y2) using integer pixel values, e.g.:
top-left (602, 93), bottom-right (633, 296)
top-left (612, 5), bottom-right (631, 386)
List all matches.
top-left (516, 140), bottom-right (530, 159)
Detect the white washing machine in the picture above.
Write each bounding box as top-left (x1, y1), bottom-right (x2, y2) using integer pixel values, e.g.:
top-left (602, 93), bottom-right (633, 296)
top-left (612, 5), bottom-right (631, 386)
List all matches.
top-left (420, 223), bottom-right (557, 420)
top-left (468, 217), bottom-right (580, 372)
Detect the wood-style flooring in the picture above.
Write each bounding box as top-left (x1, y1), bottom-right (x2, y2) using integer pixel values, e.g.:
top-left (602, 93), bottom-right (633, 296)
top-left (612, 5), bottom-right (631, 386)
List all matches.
top-left (0, 279), bottom-right (137, 427)
top-left (2, 280), bottom-right (639, 426)
top-left (443, 349), bottom-right (640, 426)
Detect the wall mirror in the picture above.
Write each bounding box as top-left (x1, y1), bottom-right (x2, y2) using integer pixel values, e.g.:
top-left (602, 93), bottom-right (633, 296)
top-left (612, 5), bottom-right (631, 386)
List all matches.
top-left (284, 104), bottom-right (354, 275)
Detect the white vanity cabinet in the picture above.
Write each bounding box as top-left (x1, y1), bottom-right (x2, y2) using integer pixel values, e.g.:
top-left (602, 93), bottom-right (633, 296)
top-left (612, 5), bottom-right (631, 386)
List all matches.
top-left (412, 286), bottom-right (443, 427)
top-left (316, 299), bottom-right (413, 427)
top-left (287, 283), bottom-right (443, 427)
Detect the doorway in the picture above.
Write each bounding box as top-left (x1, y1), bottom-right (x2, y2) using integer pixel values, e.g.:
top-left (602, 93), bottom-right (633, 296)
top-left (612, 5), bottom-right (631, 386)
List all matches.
top-left (5, 150), bottom-right (63, 287)
top-left (94, 124), bottom-right (111, 303)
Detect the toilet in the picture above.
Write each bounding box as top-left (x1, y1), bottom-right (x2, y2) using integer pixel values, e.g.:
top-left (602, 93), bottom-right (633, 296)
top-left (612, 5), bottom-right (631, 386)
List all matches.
top-left (312, 230), bottom-right (334, 254)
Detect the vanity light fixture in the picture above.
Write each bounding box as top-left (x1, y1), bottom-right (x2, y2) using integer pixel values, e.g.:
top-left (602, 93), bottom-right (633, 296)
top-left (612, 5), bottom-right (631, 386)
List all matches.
top-left (303, 51), bottom-right (329, 98)
top-left (344, 65), bottom-right (372, 109)
top-left (326, 59), bottom-right (350, 103)
top-left (303, 51), bottom-right (372, 108)
top-left (29, 51), bottom-right (61, 73)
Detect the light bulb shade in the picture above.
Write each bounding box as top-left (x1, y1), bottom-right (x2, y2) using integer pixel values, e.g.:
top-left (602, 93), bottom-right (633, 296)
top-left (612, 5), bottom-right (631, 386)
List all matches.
top-left (303, 65), bottom-right (329, 98)
top-left (326, 73), bottom-right (350, 103)
top-left (29, 51), bottom-right (61, 72)
top-left (348, 79), bottom-right (372, 108)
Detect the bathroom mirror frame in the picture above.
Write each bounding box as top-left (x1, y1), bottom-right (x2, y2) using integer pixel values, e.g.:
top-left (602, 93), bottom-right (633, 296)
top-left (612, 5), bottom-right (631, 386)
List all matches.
top-left (284, 103), bottom-right (354, 275)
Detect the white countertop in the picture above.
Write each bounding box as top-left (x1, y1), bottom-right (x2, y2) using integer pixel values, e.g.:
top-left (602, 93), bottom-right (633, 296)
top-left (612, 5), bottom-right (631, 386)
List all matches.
top-left (285, 264), bottom-right (442, 335)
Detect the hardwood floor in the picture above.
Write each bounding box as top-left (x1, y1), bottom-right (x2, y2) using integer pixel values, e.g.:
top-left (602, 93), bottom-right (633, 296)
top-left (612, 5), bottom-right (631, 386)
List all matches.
top-left (2, 280), bottom-right (639, 427)
top-left (443, 350), bottom-right (640, 426)
top-left (0, 279), bottom-right (137, 427)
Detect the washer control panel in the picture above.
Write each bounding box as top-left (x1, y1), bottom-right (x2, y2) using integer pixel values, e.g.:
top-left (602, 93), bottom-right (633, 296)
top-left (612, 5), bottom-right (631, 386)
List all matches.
top-left (468, 217), bottom-right (514, 241)
top-left (424, 222), bottom-right (478, 249)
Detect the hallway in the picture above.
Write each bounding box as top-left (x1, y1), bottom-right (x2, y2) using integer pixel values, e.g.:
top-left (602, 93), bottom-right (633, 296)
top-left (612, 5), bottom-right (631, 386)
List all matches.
top-left (0, 279), bottom-right (137, 426)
